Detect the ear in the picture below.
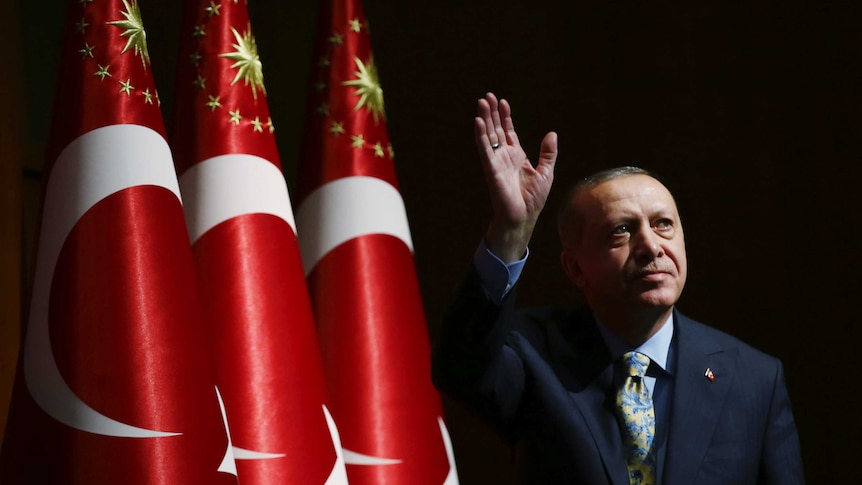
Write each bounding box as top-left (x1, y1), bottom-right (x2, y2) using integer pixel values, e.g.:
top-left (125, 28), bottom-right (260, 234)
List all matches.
top-left (560, 248), bottom-right (585, 289)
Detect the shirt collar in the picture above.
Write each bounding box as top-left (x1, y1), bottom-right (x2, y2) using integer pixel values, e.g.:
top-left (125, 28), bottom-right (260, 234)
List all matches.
top-left (596, 312), bottom-right (674, 374)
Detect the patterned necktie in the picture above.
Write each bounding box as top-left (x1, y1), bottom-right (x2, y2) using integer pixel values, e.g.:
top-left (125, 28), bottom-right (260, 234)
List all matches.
top-left (616, 351), bottom-right (657, 485)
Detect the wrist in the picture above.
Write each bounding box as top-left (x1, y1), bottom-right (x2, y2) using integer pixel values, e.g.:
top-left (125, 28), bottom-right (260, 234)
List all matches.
top-left (485, 219), bottom-right (535, 263)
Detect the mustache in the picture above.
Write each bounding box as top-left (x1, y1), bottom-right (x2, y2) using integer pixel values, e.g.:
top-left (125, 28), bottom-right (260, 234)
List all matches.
top-left (631, 264), bottom-right (674, 277)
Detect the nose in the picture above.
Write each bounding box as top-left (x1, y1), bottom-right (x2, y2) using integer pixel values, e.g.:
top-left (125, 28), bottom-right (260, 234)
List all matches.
top-left (632, 227), bottom-right (664, 261)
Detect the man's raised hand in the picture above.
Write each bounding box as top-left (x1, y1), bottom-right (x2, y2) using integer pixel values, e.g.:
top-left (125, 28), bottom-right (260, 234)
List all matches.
top-left (474, 92), bottom-right (558, 262)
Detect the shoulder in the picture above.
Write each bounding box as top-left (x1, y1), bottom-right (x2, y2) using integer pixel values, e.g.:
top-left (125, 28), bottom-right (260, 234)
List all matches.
top-left (507, 304), bottom-right (600, 358)
top-left (675, 310), bottom-right (785, 375)
top-left (515, 305), bottom-right (592, 334)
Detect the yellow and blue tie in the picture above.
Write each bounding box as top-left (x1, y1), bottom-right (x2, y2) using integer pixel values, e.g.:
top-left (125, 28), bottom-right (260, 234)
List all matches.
top-left (616, 351), bottom-right (656, 485)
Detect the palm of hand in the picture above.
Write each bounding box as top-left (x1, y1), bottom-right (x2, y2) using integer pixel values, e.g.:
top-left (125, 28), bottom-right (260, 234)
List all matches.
top-left (487, 145), bottom-right (553, 225)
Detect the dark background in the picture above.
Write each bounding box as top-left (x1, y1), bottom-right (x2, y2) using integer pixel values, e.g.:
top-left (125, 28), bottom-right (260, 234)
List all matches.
top-left (16, 0), bottom-right (859, 483)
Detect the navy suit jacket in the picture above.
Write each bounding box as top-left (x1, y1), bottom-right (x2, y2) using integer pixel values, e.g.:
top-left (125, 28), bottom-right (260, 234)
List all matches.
top-left (431, 269), bottom-right (804, 484)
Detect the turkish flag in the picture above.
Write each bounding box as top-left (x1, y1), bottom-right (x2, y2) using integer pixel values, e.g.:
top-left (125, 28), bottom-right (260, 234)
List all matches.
top-left (170, 0), bottom-right (348, 483)
top-left (0, 1), bottom-right (235, 483)
top-left (296, 0), bottom-right (459, 484)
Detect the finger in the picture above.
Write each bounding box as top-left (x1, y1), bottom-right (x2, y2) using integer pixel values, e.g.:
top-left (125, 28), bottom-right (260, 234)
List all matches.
top-left (478, 95), bottom-right (500, 148)
top-left (536, 131), bottom-right (559, 177)
top-left (479, 93), bottom-right (501, 147)
top-left (499, 98), bottom-right (520, 148)
top-left (488, 94), bottom-right (506, 148)
top-left (474, 116), bottom-right (496, 160)
top-left (477, 96), bottom-right (491, 119)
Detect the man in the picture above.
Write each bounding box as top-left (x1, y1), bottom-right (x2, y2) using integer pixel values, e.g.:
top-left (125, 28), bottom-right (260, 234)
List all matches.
top-left (431, 92), bottom-right (803, 484)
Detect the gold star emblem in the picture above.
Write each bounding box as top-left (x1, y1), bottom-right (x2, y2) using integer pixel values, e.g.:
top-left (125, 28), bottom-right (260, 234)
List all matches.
top-left (107, 0), bottom-right (150, 70)
top-left (94, 64), bottom-right (111, 81)
top-left (373, 142), bottom-right (385, 157)
top-left (317, 55), bottom-right (330, 68)
top-left (75, 17), bottom-right (89, 33)
top-left (351, 134), bottom-right (365, 148)
top-left (266, 117), bottom-right (275, 133)
top-left (142, 88), bottom-right (154, 104)
top-left (193, 25), bottom-right (206, 39)
top-left (228, 109), bottom-right (242, 125)
top-left (79, 43), bottom-right (94, 58)
top-left (330, 121), bottom-right (344, 136)
top-left (349, 19), bottom-right (362, 33)
top-left (119, 79), bottom-right (135, 96)
top-left (343, 56), bottom-right (385, 123)
top-left (315, 81), bottom-right (327, 92)
top-left (193, 74), bottom-right (206, 90)
top-left (189, 51), bottom-right (202, 66)
top-left (206, 95), bottom-right (221, 111)
top-left (205, 1), bottom-right (221, 16)
top-left (316, 102), bottom-right (330, 117)
top-left (387, 143), bottom-right (395, 159)
top-left (251, 117), bottom-right (264, 132)
top-left (219, 24), bottom-right (265, 99)
top-left (329, 32), bottom-right (343, 45)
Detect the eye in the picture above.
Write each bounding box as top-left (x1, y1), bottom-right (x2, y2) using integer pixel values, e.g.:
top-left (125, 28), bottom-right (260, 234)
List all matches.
top-left (612, 224), bottom-right (631, 235)
top-left (654, 218), bottom-right (675, 235)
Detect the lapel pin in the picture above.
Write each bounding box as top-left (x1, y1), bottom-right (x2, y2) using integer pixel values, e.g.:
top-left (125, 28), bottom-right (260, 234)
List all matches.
top-left (704, 367), bottom-right (715, 382)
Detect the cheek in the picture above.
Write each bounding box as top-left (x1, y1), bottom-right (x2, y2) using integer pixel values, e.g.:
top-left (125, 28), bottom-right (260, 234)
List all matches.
top-left (603, 250), bottom-right (631, 273)
top-left (677, 255), bottom-right (688, 283)
top-left (667, 243), bottom-right (688, 282)
top-left (582, 255), bottom-right (627, 284)
top-left (671, 241), bottom-right (687, 266)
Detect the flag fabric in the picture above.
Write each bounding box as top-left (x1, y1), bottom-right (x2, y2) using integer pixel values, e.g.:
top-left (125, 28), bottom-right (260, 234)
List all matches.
top-left (296, 0), bottom-right (458, 484)
top-left (0, 0), bottom-right (24, 442)
top-left (171, 0), bottom-right (348, 483)
top-left (0, 1), bottom-right (236, 483)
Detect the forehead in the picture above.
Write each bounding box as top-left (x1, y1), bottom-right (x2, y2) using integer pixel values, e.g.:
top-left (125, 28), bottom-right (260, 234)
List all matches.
top-left (577, 174), bottom-right (678, 220)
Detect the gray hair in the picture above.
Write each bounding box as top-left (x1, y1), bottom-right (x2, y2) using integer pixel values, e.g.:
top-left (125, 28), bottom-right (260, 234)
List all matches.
top-left (556, 166), bottom-right (666, 248)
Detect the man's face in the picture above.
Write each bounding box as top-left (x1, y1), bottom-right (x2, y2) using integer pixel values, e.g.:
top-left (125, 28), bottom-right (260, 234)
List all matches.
top-left (561, 174), bottom-right (687, 312)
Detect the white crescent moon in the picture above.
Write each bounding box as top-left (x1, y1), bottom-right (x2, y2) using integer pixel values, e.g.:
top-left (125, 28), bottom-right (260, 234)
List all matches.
top-left (182, 156), bottom-right (349, 482)
top-left (322, 405), bottom-right (349, 484)
top-left (295, 176), bottom-right (414, 275)
top-left (178, 153), bottom-right (296, 243)
top-left (214, 386), bottom-right (292, 476)
top-left (23, 124), bottom-right (182, 438)
top-left (342, 449), bottom-right (402, 466)
top-left (296, 176), bottom-right (409, 468)
top-left (215, 387), bottom-right (238, 475)
top-left (296, 177), bottom-right (458, 482)
top-left (338, 417), bottom-right (458, 482)
top-left (439, 417), bottom-right (459, 484)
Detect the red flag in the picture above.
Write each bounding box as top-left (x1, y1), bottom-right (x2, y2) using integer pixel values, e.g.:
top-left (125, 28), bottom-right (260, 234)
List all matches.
top-left (171, 0), bottom-right (348, 483)
top-left (296, 1), bottom-right (458, 484)
top-left (0, 1), bottom-right (235, 483)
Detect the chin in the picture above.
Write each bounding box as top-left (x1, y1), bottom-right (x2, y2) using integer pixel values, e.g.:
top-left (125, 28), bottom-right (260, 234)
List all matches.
top-left (632, 289), bottom-right (679, 308)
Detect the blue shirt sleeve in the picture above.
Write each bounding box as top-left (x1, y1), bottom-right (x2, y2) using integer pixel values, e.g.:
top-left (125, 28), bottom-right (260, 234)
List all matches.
top-left (473, 240), bottom-right (528, 304)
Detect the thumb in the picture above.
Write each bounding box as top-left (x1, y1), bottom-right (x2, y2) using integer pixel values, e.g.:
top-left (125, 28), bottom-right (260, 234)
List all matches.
top-left (536, 131), bottom-right (558, 176)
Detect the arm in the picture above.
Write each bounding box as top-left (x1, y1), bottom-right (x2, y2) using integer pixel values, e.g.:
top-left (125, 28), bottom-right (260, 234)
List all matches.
top-left (431, 93), bottom-right (558, 429)
top-left (431, 267), bottom-right (527, 432)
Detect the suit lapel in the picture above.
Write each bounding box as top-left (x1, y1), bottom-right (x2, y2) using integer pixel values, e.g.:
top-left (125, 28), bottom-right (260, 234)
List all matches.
top-left (663, 312), bottom-right (736, 485)
top-left (544, 309), bottom-right (631, 485)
